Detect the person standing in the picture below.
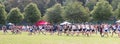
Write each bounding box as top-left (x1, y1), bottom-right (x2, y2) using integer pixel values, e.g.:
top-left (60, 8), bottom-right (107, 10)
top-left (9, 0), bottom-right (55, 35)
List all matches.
top-left (57, 25), bottom-right (63, 36)
top-left (100, 24), bottom-right (104, 37)
top-left (11, 25), bottom-right (15, 34)
top-left (2, 25), bottom-right (8, 34)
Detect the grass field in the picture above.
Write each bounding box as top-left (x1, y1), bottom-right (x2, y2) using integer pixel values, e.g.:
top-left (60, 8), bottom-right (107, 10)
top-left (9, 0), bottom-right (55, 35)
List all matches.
top-left (0, 31), bottom-right (120, 44)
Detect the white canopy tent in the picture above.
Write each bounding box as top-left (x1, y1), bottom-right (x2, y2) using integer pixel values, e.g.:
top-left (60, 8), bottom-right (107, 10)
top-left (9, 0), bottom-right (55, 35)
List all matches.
top-left (7, 23), bottom-right (14, 25)
top-left (60, 21), bottom-right (71, 25)
top-left (116, 20), bottom-right (120, 23)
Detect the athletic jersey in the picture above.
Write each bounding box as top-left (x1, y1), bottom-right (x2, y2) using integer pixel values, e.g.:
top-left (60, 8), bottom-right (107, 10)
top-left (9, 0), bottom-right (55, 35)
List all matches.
top-left (26, 26), bottom-right (29, 30)
top-left (58, 25), bottom-right (62, 30)
top-left (104, 25), bottom-right (108, 30)
top-left (90, 25), bottom-right (94, 29)
top-left (29, 26), bottom-right (33, 30)
top-left (22, 26), bottom-right (25, 30)
top-left (112, 25), bottom-right (116, 29)
top-left (39, 26), bottom-right (42, 29)
top-left (72, 25), bottom-right (76, 29)
top-left (64, 25), bottom-right (67, 29)
top-left (86, 24), bottom-right (90, 30)
top-left (117, 25), bottom-right (120, 30)
top-left (2, 26), bottom-right (7, 30)
top-left (77, 25), bottom-right (81, 29)
top-left (82, 24), bottom-right (85, 29)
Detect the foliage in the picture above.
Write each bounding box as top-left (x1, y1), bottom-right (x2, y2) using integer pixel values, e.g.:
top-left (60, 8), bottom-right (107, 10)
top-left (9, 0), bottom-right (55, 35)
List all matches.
top-left (114, 3), bottom-right (120, 19)
top-left (62, 2), bottom-right (89, 23)
top-left (85, 0), bottom-right (97, 11)
top-left (0, 4), bottom-right (7, 24)
top-left (111, 0), bottom-right (120, 10)
top-left (24, 3), bottom-right (41, 24)
top-left (4, 0), bottom-right (57, 15)
top-left (7, 7), bottom-right (23, 24)
top-left (43, 3), bottom-right (64, 24)
top-left (91, 1), bottom-right (113, 22)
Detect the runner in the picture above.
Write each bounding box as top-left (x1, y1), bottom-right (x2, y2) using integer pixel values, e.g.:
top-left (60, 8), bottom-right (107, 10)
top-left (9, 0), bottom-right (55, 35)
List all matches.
top-left (29, 26), bottom-right (36, 35)
top-left (85, 24), bottom-right (90, 37)
top-left (90, 24), bottom-right (94, 36)
top-left (71, 24), bottom-right (77, 36)
top-left (82, 24), bottom-right (86, 35)
top-left (29, 26), bottom-right (33, 35)
top-left (117, 24), bottom-right (120, 38)
top-left (103, 24), bottom-right (109, 37)
top-left (76, 24), bottom-right (82, 36)
top-left (66, 24), bottom-right (72, 36)
top-left (111, 24), bottom-right (117, 37)
top-left (38, 25), bottom-right (46, 35)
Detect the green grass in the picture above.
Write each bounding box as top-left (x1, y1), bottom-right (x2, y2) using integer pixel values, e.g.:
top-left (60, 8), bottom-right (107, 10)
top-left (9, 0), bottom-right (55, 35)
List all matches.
top-left (0, 31), bottom-right (120, 44)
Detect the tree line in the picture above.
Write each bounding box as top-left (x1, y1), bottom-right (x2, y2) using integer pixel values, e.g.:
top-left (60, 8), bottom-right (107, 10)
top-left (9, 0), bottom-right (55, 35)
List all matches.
top-left (0, 0), bottom-right (120, 25)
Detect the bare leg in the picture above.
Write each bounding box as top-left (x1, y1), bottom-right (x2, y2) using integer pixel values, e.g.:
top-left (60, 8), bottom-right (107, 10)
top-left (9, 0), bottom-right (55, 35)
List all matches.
top-left (111, 32), bottom-right (114, 37)
top-left (106, 32), bottom-right (109, 37)
top-left (86, 31), bottom-right (90, 37)
top-left (71, 31), bottom-right (75, 36)
top-left (66, 31), bottom-right (69, 36)
top-left (76, 31), bottom-right (80, 36)
top-left (118, 33), bottom-right (120, 38)
top-left (41, 29), bottom-right (46, 35)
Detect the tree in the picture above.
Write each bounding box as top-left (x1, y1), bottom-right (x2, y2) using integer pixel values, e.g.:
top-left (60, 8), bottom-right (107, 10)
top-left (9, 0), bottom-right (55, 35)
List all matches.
top-left (77, 0), bottom-right (86, 6)
top-left (24, 3), bottom-right (41, 24)
top-left (97, 0), bottom-right (112, 4)
top-left (4, 0), bottom-right (57, 15)
top-left (7, 7), bottom-right (23, 24)
top-left (0, 0), bottom-right (6, 4)
top-left (106, 0), bottom-right (112, 4)
top-left (91, 1), bottom-right (113, 22)
top-left (114, 3), bottom-right (120, 19)
top-left (62, 2), bottom-right (89, 23)
top-left (0, 4), bottom-right (7, 24)
top-left (43, 3), bottom-right (63, 24)
top-left (85, 0), bottom-right (97, 11)
top-left (111, 0), bottom-right (120, 10)
top-left (56, 0), bottom-right (65, 5)
top-left (63, 0), bottom-right (77, 5)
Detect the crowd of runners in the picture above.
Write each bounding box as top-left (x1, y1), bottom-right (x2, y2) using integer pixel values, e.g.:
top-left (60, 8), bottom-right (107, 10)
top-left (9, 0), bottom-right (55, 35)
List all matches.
top-left (1, 23), bottom-right (120, 38)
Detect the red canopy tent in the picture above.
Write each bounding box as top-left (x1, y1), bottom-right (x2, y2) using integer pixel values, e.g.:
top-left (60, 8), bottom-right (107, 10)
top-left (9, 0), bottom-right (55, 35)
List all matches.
top-left (35, 20), bottom-right (50, 26)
